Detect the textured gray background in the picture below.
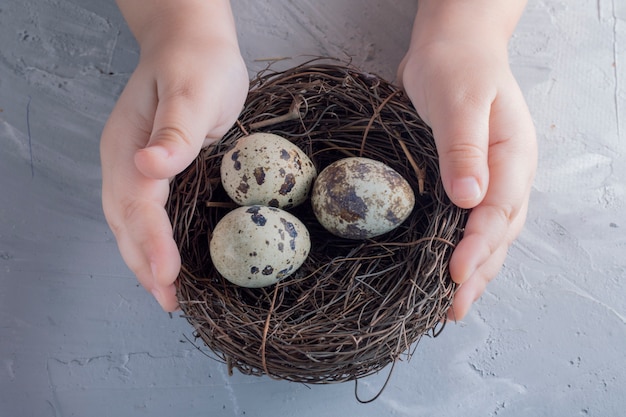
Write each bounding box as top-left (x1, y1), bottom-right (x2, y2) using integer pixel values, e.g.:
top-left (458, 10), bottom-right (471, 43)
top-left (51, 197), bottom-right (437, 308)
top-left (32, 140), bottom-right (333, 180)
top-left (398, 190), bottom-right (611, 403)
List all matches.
top-left (1, 1), bottom-right (625, 416)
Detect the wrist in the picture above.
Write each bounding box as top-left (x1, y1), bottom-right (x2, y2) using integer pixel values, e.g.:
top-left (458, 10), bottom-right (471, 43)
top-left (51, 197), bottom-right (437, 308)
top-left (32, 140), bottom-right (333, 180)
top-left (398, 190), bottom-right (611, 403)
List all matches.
top-left (117, 0), bottom-right (240, 53)
top-left (410, 0), bottom-right (527, 52)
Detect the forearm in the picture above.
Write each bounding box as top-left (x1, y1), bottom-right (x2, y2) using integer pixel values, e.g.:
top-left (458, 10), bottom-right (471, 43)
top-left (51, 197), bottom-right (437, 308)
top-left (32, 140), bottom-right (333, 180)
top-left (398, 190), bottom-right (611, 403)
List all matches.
top-left (411, 0), bottom-right (527, 49)
top-left (116, 0), bottom-right (239, 50)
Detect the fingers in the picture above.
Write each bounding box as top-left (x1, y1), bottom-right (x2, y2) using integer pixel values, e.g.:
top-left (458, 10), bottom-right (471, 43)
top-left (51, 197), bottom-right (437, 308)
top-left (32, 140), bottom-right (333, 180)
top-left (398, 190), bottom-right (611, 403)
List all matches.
top-left (101, 83), bottom-right (183, 311)
top-left (450, 82), bottom-right (536, 280)
top-left (447, 198), bottom-right (529, 321)
top-left (447, 84), bottom-right (536, 320)
top-left (427, 79), bottom-right (496, 209)
top-left (401, 48), bottom-right (498, 209)
top-left (399, 42), bottom-right (536, 322)
top-left (113, 194), bottom-right (182, 312)
top-left (101, 168), bottom-right (182, 312)
top-left (134, 51), bottom-right (248, 181)
top-left (101, 45), bottom-right (248, 312)
top-left (134, 83), bottom-right (220, 180)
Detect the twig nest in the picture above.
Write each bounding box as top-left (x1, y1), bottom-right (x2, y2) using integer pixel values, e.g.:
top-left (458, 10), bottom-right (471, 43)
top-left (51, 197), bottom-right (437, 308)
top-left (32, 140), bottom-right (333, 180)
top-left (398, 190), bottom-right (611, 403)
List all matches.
top-left (167, 60), bottom-right (469, 384)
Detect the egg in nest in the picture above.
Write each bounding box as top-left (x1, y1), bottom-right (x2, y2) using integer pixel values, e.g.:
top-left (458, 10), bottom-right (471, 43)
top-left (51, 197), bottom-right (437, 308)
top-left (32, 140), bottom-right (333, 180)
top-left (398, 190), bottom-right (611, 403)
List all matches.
top-left (209, 205), bottom-right (311, 288)
top-left (311, 157), bottom-right (415, 239)
top-left (220, 133), bottom-right (317, 209)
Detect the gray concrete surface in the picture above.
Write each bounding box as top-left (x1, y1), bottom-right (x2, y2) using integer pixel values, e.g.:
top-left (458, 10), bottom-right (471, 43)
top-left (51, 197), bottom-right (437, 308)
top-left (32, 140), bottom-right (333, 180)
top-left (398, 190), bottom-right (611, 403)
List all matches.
top-left (1, 1), bottom-right (625, 416)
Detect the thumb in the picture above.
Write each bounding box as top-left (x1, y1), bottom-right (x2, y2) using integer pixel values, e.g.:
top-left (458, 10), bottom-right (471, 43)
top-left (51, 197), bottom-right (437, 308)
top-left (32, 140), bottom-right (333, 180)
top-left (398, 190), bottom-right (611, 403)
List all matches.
top-left (134, 89), bottom-right (219, 180)
top-left (425, 89), bottom-right (493, 209)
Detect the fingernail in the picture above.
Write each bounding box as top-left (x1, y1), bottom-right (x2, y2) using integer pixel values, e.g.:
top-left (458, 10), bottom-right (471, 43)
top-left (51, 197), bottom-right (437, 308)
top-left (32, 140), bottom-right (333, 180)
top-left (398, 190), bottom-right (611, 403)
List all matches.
top-left (151, 288), bottom-right (165, 307)
top-left (145, 145), bottom-right (170, 161)
top-left (150, 261), bottom-right (159, 281)
top-left (150, 262), bottom-right (164, 307)
top-left (451, 177), bottom-right (482, 204)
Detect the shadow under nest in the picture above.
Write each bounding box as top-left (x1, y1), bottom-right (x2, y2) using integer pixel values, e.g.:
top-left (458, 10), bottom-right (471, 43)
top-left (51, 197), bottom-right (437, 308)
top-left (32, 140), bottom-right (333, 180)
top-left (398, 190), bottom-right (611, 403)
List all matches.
top-left (166, 60), bottom-right (468, 385)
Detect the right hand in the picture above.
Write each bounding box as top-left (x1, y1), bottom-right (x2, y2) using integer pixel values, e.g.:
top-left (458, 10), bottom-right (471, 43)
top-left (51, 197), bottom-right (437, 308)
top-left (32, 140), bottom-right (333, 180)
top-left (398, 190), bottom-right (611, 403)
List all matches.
top-left (100, 33), bottom-right (248, 311)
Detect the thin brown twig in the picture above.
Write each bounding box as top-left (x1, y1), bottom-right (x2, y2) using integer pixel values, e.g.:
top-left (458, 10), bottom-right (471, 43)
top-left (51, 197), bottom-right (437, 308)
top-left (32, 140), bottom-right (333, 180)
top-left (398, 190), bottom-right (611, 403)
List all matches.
top-left (397, 138), bottom-right (426, 195)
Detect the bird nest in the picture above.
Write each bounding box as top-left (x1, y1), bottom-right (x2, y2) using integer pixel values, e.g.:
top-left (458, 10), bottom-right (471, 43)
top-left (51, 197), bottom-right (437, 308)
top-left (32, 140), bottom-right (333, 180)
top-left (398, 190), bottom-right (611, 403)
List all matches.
top-left (167, 60), bottom-right (468, 386)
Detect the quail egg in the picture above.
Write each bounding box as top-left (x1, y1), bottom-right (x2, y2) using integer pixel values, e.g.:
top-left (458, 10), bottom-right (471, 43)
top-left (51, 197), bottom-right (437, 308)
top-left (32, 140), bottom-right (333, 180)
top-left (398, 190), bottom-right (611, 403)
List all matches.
top-left (209, 205), bottom-right (311, 288)
top-left (311, 157), bottom-right (415, 239)
top-left (220, 133), bottom-right (317, 209)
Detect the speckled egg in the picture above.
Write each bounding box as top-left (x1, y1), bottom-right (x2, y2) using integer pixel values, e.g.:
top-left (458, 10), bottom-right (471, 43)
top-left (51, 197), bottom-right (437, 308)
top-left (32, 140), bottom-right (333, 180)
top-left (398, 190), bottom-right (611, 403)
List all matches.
top-left (311, 157), bottom-right (415, 239)
top-left (220, 133), bottom-right (317, 209)
top-left (209, 205), bottom-right (311, 288)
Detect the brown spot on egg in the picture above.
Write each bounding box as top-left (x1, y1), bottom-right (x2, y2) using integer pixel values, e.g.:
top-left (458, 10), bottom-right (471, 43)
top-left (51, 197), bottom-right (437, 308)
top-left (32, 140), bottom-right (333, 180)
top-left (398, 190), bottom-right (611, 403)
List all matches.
top-left (277, 265), bottom-right (293, 278)
top-left (293, 153), bottom-right (303, 171)
top-left (321, 168), bottom-right (367, 223)
top-left (237, 175), bottom-right (250, 194)
top-left (279, 173), bottom-right (296, 195)
top-left (262, 265), bottom-right (274, 275)
top-left (345, 224), bottom-right (369, 240)
top-left (280, 218), bottom-right (298, 238)
top-left (246, 206), bottom-right (267, 226)
top-left (385, 208), bottom-right (401, 224)
top-left (337, 188), bottom-right (367, 222)
top-left (349, 158), bottom-right (372, 180)
top-left (382, 167), bottom-right (407, 189)
top-left (231, 150), bottom-right (242, 170)
top-left (253, 167), bottom-right (266, 185)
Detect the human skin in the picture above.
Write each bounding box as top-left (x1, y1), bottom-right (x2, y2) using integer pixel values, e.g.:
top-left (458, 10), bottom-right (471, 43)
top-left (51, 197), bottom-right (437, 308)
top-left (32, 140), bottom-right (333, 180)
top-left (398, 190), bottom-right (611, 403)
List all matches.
top-left (398, 0), bottom-right (537, 320)
top-left (100, 0), bottom-right (248, 311)
top-left (101, 0), bottom-right (537, 320)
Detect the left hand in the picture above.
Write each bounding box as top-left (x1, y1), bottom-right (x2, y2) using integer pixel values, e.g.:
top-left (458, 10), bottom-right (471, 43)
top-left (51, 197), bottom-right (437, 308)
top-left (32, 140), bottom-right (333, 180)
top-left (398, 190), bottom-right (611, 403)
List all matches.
top-left (398, 35), bottom-right (537, 320)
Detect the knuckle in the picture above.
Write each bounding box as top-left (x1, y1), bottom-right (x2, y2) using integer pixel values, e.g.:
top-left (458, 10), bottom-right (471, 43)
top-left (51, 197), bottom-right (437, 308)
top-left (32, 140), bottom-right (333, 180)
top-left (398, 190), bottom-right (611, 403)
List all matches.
top-left (152, 124), bottom-right (194, 148)
top-left (105, 217), bottom-right (125, 242)
top-left (444, 142), bottom-right (486, 166)
top-left (159, 69), bottom-right (197, 98)
top-left (475, 203), bottom-right (517, 252)
top-left (120, 197), bottom-right (148, 228)
top-left (105, 197), bottom-right (145, 243)
top-left (506, 204), bottom-right (529, 244)
top-left (456, 87), bottom-right (490, 110)
top-left (101, 199), bottom-right (124, 240)
top-left (492, 202), bottom-right (517, 228)
top-left (167, 81), bottom-right (197, 102)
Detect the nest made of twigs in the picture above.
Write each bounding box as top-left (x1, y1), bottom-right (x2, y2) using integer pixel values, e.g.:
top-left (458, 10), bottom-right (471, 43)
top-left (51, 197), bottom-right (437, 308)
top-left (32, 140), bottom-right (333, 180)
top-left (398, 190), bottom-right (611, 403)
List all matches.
top-left (167, 60), bottom-right (468, 385)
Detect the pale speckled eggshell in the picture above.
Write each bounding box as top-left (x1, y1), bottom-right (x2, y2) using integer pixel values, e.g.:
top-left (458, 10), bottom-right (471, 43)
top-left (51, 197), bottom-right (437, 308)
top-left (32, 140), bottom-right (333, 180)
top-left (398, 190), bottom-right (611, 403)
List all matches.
top-left (209, 205), bottom-right (311, 288)
top-left (311, 157), bottom-right (415, 239)
top-left (220, 133), bottom-right (317, 209)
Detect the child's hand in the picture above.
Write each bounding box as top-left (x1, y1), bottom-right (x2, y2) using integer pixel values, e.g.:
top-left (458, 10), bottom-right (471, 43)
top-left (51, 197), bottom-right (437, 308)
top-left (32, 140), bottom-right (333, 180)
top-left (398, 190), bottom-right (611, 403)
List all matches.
top-left (398, 0), bottom-right (537, 320)
top-left (100, 0), bottom-right (248, 311)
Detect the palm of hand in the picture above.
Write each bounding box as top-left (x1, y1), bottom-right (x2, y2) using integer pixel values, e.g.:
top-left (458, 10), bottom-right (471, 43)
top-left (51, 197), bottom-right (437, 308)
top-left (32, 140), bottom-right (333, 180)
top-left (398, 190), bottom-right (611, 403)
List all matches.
top-left (101, 42), bottom-right (249, 311)
top-left (398, 42), bottom-right (537, 320)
